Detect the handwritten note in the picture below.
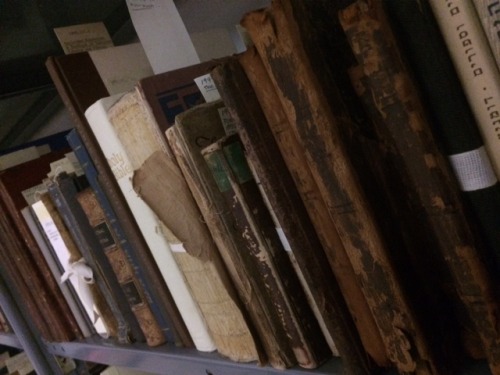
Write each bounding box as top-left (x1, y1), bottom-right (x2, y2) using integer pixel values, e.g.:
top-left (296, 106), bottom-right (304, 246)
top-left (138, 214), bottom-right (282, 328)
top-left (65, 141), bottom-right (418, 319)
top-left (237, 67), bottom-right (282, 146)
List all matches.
top-left (54, 22), bottom-right (113, 54)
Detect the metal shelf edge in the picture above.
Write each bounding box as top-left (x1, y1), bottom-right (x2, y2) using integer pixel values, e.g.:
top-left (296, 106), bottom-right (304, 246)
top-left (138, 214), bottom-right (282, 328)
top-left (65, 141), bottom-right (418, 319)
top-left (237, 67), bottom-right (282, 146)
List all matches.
top-left (46, 339), bottom-right (344, 375)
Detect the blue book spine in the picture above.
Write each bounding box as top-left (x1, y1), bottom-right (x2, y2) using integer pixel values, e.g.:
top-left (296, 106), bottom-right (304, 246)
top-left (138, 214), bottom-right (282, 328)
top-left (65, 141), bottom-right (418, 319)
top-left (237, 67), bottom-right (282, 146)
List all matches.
top-left (66, 129), bottom-right (176, 343)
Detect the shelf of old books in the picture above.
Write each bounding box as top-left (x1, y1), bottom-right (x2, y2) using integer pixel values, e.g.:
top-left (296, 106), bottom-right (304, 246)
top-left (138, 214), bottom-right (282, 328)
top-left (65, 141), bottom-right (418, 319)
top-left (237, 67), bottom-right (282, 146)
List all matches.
top-left (2, 0), bottom-right (500, 375)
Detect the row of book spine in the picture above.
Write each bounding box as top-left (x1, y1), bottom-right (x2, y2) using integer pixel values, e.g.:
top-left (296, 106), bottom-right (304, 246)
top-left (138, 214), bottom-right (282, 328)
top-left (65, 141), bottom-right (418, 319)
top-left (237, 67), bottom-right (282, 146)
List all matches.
top-left (1, 1), bottom-right (500, 375)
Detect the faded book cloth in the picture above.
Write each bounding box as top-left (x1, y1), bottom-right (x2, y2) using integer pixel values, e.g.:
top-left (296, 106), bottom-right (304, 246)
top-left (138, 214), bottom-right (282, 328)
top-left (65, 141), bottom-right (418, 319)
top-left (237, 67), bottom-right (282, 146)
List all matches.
top-left (108, 89), bottom-right (260, 363)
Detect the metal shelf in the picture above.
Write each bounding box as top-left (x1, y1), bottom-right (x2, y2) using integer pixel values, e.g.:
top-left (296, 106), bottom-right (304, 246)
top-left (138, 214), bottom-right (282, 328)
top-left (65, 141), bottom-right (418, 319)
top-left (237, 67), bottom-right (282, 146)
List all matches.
top-left (0, 274), bottom-right (63, 374)
top-left (45, 337), bottom-right (495, 375)
top-left (47, 338), bottom-right (344, 375)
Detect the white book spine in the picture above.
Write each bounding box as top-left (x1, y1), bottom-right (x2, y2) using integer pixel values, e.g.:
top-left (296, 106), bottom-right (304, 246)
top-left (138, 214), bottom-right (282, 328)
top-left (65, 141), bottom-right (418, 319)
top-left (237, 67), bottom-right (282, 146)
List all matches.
top-left (85, 95), bottom-right (215, 352)
top-left (429, 0), bottom-right (500, 178)
top-left (471, 0), bottom-right (500, 70)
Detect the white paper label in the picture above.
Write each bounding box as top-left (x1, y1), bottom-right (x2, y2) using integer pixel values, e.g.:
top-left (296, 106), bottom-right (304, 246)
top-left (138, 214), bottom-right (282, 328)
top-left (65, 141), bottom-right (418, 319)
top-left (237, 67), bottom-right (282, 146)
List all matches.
top-left (170, 242), bottom-right (187, 253)
top-left (276, 227), bottom-right (292, 252)
top-left (194, 74), bottom-right (221, 102)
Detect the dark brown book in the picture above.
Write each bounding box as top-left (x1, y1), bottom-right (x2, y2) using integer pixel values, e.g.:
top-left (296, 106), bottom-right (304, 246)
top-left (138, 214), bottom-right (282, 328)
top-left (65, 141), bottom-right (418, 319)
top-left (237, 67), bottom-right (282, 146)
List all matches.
top-left (168, 100), bottom-right (295, 369)
top-left (237, 46), bottom-right (387, 369)
top-left (0, 150), bottom-right (82, 342)
top-left (45, 53), bottom-right (192, 347)
top-left (242, 1), bottom-right (440, 373)
top-left (76, 188), bottom-right (166, 347)
top-left (282, 0), bottom-right (465, 370)
top-left (339, 1), bottom-right (500, 373)
top-left (211, 56), bottom-right (374, 375)
top-left (202, 134), bottom-right (331, 369)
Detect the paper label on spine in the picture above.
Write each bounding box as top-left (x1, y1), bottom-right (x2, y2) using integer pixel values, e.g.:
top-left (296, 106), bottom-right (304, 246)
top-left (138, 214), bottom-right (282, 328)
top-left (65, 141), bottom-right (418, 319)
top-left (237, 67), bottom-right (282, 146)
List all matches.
top-left (169, 242), bottom-right (187, 253)
top-left (194, 74), bottom-right (221, 102)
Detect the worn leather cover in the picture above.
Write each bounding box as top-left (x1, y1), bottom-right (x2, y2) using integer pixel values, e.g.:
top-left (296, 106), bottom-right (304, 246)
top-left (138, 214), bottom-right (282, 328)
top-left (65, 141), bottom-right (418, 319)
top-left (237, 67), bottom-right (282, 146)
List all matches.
top-left (211, 56), bottom-right (380, 372)
top-left (340, 1), bottom-right (500, 373)
top-left (203, 134), bottom-right (330, 369)
top-left (242, 1), bottom-right (439, 373)
top-left (168, 100), bottom-right (293, 369)
top-left (283, 0), bottom-right (465, 371)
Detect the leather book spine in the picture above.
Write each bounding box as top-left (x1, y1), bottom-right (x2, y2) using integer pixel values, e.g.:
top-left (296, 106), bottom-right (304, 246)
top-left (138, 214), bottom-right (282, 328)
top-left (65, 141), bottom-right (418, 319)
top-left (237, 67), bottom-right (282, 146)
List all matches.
top-left (211, 58), bottom-right (370, 371)
top-left (242, 1), bottom-right (437, 372)
top-left (340, 1), bottom-right (500, 373)
top-left (38, 192), bottom-right (118, 339)
top-left (203, 135), bottom-right (329, 369)
top-left (0, 152), bottom-right (83, 342)
top-left (237, 45), bottom-right (387, 371)
top-left (167, 101), bottom-right (295, 369)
